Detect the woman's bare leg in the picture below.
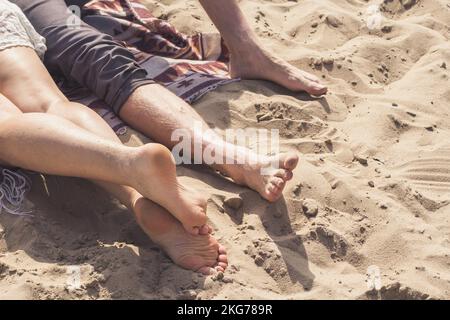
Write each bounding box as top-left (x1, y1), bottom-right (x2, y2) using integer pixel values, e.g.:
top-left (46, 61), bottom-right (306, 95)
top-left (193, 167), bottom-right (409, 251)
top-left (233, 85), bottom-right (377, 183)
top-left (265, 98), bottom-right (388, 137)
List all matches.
top-left (0, 46), bottom-right (228, 273)
top-left (0, 46), bottom-right (213, 235)
top-left (0, 110), bottom-right (206, 229)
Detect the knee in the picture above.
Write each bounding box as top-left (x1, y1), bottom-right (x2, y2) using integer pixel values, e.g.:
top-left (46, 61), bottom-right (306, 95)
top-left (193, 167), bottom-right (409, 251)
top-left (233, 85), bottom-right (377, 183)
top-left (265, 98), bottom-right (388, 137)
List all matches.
top-left (45, 101), bottom-right (96, 125)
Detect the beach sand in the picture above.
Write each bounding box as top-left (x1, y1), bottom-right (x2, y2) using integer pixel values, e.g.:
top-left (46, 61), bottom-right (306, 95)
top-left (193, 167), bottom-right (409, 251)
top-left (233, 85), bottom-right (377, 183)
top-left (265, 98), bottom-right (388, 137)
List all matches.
top-left (0, 0), bottom-right (449, 299)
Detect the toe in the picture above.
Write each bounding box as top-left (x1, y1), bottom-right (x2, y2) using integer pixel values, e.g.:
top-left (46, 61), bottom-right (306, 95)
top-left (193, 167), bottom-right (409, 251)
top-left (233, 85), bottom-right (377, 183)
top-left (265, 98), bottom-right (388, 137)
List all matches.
top-left (219, 245), bottom-right (227, 255)
top-left (274, 169), bottom-right (293, 181)
top-left (308, 82), bottom-right (328, 96)
top-left (265, 185), bottom-right (281, 202)
top-left (270, 177), bottom-right (285, 189)
top-left (198, 225), bottom-right (210, 235)
top-left (284, 170), bottom-right (294, 181)
top-left (218, 262), bottom-right (228, 270)
top-left (215, 266), bottom-right (225, 273)
top-left (188, 226), bottom-right (200, 235)
top-left (274, 153), bottom-right (298, 171)
top-left (218, 254), bottom-right (228, 263)
top-left (267, 183), bottom-right (279, 194)
top-left (282, 153), bottom-right (299, 171)
top-left (197, 266), bottom-right (213, 275)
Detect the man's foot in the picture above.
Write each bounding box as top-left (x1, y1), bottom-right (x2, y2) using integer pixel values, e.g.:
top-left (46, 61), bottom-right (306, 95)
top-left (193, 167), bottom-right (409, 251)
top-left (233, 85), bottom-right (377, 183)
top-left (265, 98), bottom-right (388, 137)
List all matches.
top-left (230, 47), bottom-right (328, 96)
top-left (219, 152), bottom-right (299, 202)
top-left (131, 144), bottom-right (210, 235)
top-left (133, 197), bottom-right (228, 274)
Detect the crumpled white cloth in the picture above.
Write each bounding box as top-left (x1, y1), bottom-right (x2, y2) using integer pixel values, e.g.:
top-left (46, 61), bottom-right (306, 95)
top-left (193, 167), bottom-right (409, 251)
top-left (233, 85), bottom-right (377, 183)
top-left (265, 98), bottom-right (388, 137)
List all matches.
top-left (0, 0), bottom-right (46, 59)
top-left (0, 168), bottom-right (32, 216)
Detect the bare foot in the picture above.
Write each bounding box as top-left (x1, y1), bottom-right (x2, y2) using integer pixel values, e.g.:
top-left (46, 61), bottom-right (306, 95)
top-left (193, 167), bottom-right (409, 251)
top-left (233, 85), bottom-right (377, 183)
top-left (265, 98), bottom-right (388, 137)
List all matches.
top-left (219, 152), bottom-right (299, 202)
top-left (230, 47), bottom-right (328, 96)
top-left (130, 144), bottom-right (210, 235)
top-left (133, 197), bottom-right (227, 274)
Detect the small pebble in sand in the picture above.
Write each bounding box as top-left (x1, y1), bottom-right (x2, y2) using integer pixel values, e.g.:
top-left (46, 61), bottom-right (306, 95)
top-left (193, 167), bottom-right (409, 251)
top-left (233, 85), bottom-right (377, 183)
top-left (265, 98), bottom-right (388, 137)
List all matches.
top-left (222, 276), bottom-right (233, 284)
top-left (392, 102), bottom-right (398, 107)
top-left (224, 196), bottom-right (243, 210)
top-left (302, 199), bottom-right (319, 217)
top-left (292, 183), bottom-right (302, 196)
top-left (401, 0), bottom-right (416, 9)
top-left (322, 58), bottom-right (334, 65)
top-left (214, 271), bottom-right (224, 281)
top-left (256, 112), bottom-right (273, 122)
top-left (368, 181), bottom-right (375, 188)
top-left (354, 156), bottom-right (368, 166)
top-left (415, 266), bottom-right (426, 271)
top-left (326, 15), bottom-right (342, 28)
top-left (381, 25), bottom-right (393, 33)
top-left (440, 62), bottom-right (447, 69)
top-left (311, 22), bottom-right (318, 28)
top-left (313, 58), bottom-right (323, 67)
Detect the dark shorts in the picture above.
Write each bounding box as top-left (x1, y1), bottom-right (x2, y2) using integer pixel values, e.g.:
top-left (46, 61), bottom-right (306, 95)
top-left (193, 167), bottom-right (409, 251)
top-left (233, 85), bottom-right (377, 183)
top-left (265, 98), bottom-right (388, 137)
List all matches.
top-left (12, 0), bottom-right (155, 114)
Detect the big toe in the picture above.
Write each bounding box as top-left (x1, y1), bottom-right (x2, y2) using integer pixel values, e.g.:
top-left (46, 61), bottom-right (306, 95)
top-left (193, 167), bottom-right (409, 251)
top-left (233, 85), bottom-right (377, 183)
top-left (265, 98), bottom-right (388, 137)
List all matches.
top-left (264, 184), bottom-right (283, 202)
top-left (279, 153), bottom-right (299, 171)
top-left (306, 81), bottom-right (328, 96)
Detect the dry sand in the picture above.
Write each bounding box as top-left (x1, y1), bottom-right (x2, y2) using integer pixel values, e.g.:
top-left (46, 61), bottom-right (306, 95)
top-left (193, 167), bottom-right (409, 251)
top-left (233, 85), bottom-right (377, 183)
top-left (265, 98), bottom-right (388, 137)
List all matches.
top-left (1, 0), bottom-right (449, 299)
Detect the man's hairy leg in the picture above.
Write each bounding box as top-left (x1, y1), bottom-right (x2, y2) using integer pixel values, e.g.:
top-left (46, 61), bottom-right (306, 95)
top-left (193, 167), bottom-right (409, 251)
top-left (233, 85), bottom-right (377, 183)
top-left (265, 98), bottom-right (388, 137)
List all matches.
top-left (120, 84), bottom-right (298, 202)
top-left (199, 0), bottom-right (327, 96)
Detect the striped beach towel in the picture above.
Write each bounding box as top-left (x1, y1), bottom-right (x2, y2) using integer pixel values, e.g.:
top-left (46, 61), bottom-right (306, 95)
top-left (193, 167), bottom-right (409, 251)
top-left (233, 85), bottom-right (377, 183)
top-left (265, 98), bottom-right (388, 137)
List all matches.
top-left (61, 0), bottom-right (237, 134)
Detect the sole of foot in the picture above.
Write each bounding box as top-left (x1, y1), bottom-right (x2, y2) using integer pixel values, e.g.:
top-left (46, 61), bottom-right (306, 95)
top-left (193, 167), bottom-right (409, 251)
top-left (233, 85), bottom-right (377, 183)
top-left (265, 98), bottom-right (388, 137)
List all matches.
top-left (133, 197), bottom-right (228, 274)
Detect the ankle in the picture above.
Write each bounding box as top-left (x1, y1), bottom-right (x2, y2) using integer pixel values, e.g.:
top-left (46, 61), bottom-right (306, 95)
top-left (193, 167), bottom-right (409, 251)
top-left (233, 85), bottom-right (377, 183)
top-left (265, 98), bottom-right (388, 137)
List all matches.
top-left (228, 35), bottom-right (263, 57)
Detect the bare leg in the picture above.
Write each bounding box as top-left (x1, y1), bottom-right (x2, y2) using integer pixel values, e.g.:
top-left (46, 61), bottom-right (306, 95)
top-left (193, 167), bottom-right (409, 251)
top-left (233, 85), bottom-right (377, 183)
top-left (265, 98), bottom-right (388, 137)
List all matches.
top-left (198, 0), bottom-right (327, 96)
top-left (0, 48), bottom-right (223, 228)
top-left (0, 111), bottom-right (202, 230)
top-left (121, 84), bottom-right (298, 202)
top-left (0, 93), bottom-right (226, 274)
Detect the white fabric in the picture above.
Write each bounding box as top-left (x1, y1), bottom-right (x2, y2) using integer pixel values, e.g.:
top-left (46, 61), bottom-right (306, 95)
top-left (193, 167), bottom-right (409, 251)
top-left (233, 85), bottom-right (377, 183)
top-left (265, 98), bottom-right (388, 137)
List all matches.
top-left (0, 0), bottom-right (46, 59)
top-left (0, 169), bottom-right (32, 216)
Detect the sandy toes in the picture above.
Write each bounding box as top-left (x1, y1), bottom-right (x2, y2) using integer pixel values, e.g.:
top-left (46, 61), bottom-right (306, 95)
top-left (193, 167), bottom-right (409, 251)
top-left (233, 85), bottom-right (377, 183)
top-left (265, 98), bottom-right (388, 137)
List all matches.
top-left (222, 152), bottom-right (299, 202)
